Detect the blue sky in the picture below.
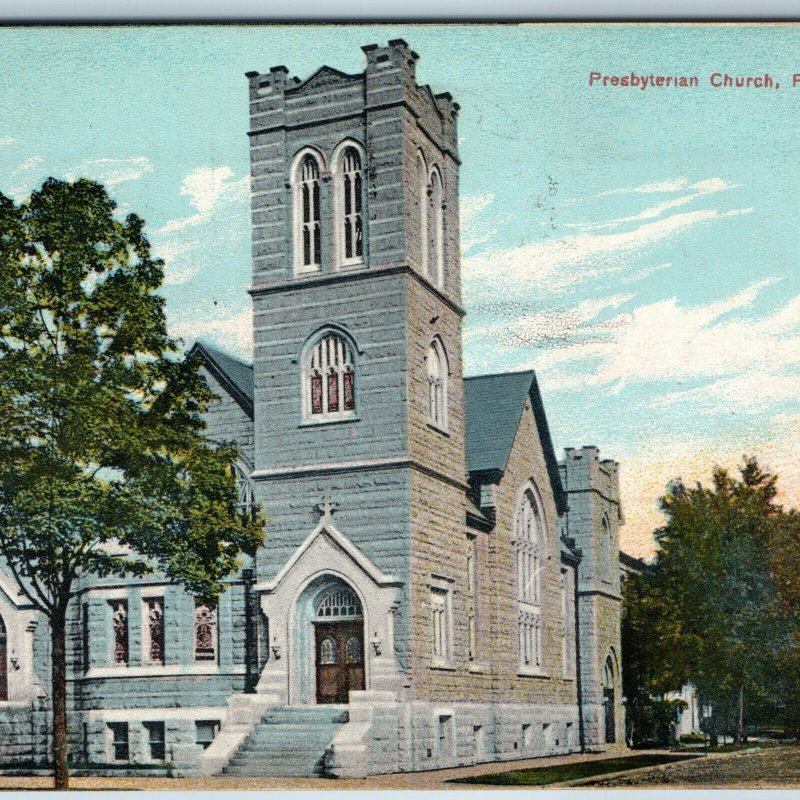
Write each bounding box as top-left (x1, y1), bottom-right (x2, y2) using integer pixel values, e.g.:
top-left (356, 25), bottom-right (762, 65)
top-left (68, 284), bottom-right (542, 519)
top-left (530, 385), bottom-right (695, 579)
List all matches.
top-left (2, 24), bottom-right (799, 556)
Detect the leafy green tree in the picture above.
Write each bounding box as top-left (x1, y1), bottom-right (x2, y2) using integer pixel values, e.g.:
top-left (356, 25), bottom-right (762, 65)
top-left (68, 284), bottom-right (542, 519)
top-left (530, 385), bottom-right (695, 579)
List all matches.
top-left (624, 458), bottom-right (794, 744)
top-left (0, 178), bottom-right (264, 789)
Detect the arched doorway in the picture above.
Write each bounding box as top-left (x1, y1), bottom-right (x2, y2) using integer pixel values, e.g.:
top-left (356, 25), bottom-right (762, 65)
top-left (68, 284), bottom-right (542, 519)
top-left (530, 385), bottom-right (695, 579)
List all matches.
top-left (603, 654), bottom-right (616, 743)
top-left (0, 613), bottom-right (7, 701)
top-left (313, 582), bottom-right (365, 704)
top-left (293, 575), bottom-right (367, 705)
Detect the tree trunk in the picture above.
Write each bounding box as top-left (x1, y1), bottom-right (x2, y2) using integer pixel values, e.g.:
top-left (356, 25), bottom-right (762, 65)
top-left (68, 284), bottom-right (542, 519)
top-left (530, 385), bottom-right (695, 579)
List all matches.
top-left (736, 684), bottom-right (745, 745)
top-left (50, 608), bottom-right (69, 790)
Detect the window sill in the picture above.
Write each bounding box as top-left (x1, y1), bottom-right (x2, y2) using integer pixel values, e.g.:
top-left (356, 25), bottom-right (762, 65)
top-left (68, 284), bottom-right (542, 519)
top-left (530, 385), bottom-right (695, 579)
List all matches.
top-left (517, 667), bottom-right (550, 679)
top-left (430, 661), bottom-right (456, 671)
top-left (426, 422), bottom-right (450, 437)
top-left (83, 663), bottom-right (226, 679)
top-left (467, 662), bottom-right (491, 674)
top-left (295, 265), bottom-right (322, 276)
top-left (336, 260), bottom-right (366, 272)
top-left (299, 414), bottom-right (360, 428)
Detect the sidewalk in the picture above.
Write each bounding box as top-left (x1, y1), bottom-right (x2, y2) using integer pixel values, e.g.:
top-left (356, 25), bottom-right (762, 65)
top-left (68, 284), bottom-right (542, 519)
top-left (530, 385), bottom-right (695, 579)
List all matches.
top-left (0, 748), bottom-right (673, 791)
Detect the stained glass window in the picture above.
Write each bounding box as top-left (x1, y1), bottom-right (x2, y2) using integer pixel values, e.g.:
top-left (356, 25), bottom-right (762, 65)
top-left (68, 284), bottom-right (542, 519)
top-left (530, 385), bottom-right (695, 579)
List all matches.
top-left (144, 598), bottom-right (165, 664)
top-left (110, 600), bottom-right (128, 665)
top-left (306, 333), bottom-right (356, 420)
top-left (194, 604), bottom-right (217, 662)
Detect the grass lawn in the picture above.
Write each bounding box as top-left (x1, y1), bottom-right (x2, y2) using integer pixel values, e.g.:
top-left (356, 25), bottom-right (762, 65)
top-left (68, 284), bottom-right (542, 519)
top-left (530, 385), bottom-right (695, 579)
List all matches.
top-left (449, 753), bottom-right (700, 786)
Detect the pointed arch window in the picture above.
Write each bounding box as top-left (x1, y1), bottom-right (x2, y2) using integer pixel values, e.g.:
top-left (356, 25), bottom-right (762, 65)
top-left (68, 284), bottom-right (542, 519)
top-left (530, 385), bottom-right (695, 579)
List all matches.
top-left (294, 153), bottom-right (322, 272)
top-left (600, 514), bottom-right (613, 584)
top-left (194, 603), bottom-right (218, 662)
top-left (428, 167), bottom-right (445, 289)
top-left (303, 331), bottom-right (357, 422)
top-left (337, 146), bottom-right (364, 266)
top-left (417, 151), bottom-right (429, 275)
top-left (143, 597), bottom-right (165, 665)
top-left (515, 485), bottom-right (545, 672)
top-left (426, 338), bottom-right (448, 431)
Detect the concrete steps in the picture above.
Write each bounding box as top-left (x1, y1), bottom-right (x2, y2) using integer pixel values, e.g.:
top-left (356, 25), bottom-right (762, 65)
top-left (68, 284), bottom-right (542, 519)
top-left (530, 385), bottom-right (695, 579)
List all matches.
top-left (223, 706), bottom-right (350, 777)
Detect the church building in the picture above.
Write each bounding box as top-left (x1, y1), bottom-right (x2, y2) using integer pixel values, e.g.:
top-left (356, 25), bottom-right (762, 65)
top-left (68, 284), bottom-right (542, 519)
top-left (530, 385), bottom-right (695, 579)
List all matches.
top-left (0, 40), bottom-right (624, 778)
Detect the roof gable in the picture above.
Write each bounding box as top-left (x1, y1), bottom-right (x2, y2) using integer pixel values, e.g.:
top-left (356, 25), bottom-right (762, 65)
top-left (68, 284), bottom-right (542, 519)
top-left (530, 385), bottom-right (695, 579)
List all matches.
top-left (464, 370), bottom-right (566, 514)
top-left (288, 65), bottom-right (361, 94)
top-left (190, 341), bottom-right (254, 419)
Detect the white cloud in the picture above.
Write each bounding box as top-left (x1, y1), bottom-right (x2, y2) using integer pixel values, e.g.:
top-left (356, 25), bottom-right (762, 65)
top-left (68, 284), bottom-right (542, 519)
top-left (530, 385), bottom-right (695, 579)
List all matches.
top-left (156, 167), bottom-right (249, 235)
top-left (652, 372), bottom-right (800, 415)
top-left (464, 207), bottom-right (752, 290)
top-left (460, 192), bottom-right (498, 254)
top-left (535, 277), bottom-right (799, 395)
top-left (0, 137), bottom-right (16, 146)
top-left (66, 156), bottom-right (154, 186)
top-left (598, 177), bottom-right (738, 197)
top-left (170, 306), bottom-right (252, 360)
top-left (573, 178), bottom-right (740, 232)
top-left (151, 165), bottom-right (251, 286)
top-left (11, 156), bottom-right (43, 177)
top-left (461, 193), bottom-right (495, 225)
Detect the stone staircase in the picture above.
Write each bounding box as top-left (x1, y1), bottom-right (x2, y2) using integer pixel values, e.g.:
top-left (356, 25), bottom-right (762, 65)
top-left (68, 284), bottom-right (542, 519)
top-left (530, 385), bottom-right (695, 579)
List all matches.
top-left (222, 706), bottom-right (350, 777)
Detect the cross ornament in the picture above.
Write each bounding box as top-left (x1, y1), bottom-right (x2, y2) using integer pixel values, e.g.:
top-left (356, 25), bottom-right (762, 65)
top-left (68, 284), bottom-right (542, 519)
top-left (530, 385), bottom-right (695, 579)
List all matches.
top-left (317, 495), bottom-right (339, 520)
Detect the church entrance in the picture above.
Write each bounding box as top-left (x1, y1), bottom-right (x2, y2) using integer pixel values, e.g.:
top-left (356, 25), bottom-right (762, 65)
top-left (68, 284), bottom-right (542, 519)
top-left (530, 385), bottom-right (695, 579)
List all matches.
top-left (315, 621), bottom-right (364, 704)
top-left (311, 583), bottom-right (365, 704)
top-left (0, 613), bottom-right (7, 701)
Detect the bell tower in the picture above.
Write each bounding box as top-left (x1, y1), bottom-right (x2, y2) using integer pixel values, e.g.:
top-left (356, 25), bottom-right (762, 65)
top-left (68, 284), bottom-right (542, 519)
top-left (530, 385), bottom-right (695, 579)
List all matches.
top-left (245, 41), bottom-right (469, 696)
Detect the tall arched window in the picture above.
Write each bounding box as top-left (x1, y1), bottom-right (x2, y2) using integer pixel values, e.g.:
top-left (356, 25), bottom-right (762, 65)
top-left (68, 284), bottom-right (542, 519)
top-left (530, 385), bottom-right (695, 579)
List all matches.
top-left (514, 484), bottom-right (545, 671)
top-left (416, 151), bottom-right (429, 276)
top-left (599, 514), bottom-right (613, 583)
top-left (304, 330), bottom-right (357, 422)
top-left (426, 338), bottom-right (448, 431)
top-left (337, 146), bottom-right (364, 266)
top-left (0, 613), bottom-right (7, 701)
top-left (429, 167), bottom-right (445, 289)
top-left (294, 152), bottom-right (322, 272)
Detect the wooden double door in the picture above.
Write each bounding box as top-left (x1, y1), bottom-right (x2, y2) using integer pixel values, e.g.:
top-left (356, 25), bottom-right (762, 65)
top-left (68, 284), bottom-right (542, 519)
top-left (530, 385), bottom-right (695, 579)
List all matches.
top-left (314, 620), bottom-right (365, 704)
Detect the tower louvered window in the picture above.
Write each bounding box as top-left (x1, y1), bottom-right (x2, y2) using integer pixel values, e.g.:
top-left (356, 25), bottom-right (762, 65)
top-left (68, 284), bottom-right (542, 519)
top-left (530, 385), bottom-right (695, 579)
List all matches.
top-left (341, 147), bottom-right (363, 263)
top-left (515, 486), bottom-right (544, 671)
top-left (305, 332), bottom-right (356, 421)
top-left (429, 168), bottom-right (445, 289)
top-left (300, 155), bottom-right (321, 268)
top-left (427, 338), bottom-right (448, 431)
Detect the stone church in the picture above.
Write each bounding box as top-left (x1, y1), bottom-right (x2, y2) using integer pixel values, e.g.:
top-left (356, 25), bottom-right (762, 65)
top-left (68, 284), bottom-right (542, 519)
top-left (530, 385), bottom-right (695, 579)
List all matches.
top-left (0, 40), bottom-right (624, 777)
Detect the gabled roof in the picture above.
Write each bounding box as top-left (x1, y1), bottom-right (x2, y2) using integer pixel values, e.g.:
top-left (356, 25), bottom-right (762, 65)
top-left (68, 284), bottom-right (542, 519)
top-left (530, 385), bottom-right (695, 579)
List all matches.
top-left (287, 65), bottom-right (362, 93)
top-left (190, 341), bottom-right (254, 418)
top-left (464, 370), bottom-right (567, 514)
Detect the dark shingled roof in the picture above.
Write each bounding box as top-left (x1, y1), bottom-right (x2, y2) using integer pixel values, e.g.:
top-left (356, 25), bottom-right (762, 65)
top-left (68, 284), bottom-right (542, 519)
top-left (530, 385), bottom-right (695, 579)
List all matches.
top-left (464, 371), bottom-right (566, 514)
top-left (190, 341), bottom-right (254, 417)
top-left (192, 343), bottom-right (566, 514)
